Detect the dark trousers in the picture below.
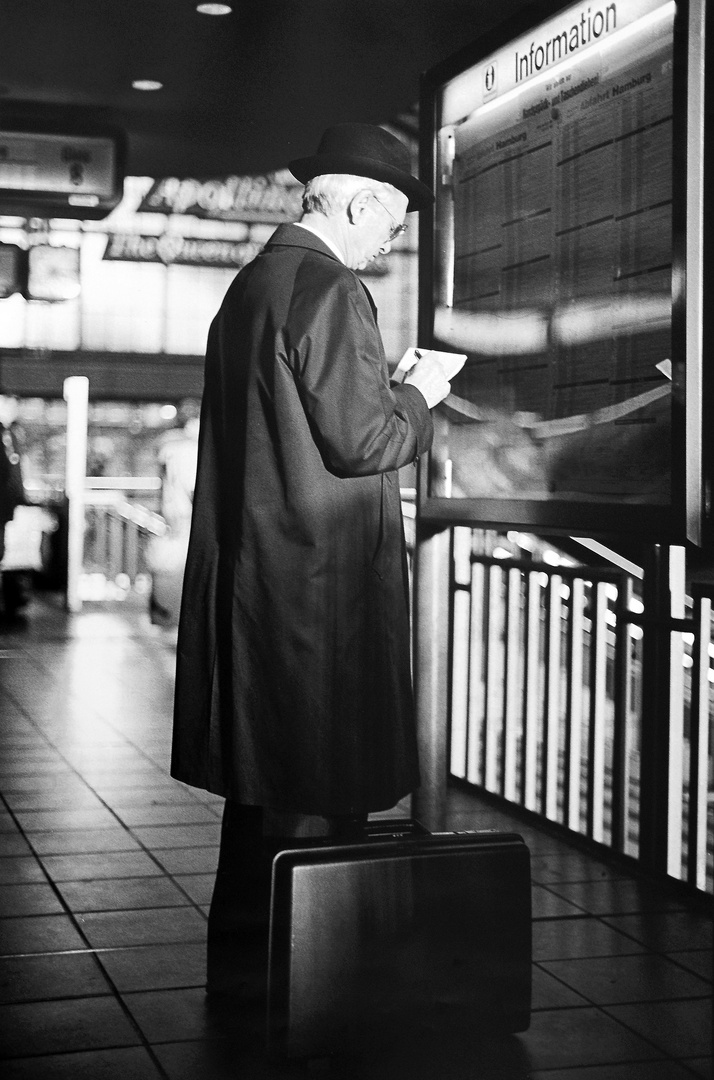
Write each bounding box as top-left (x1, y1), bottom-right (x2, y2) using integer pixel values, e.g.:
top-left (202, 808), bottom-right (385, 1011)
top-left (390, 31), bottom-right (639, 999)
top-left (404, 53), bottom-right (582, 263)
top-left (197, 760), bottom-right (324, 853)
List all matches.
top-left (207, 801), bottom-right (367, 997)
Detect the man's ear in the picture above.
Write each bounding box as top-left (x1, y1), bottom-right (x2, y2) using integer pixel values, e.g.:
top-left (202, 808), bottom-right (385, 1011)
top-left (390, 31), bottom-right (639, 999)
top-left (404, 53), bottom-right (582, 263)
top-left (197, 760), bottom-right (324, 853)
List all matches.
top-left (346, 189), bottom-right (372, 225)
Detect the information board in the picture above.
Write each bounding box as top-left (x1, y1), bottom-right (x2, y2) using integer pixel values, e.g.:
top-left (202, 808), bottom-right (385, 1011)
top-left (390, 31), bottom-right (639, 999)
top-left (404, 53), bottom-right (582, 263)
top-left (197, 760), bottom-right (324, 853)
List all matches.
top-left (419, 0), bottom-right (702, 538)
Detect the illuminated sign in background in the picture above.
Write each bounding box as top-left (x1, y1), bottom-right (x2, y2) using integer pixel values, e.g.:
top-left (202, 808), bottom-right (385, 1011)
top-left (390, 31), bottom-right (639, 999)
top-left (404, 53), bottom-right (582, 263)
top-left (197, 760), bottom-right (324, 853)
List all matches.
top-left (137, 170), bottom-right (304, 223)
top-left (0, 173), bottom-right (415, 362)
top-left (0, 129), bottom-right (123, 218)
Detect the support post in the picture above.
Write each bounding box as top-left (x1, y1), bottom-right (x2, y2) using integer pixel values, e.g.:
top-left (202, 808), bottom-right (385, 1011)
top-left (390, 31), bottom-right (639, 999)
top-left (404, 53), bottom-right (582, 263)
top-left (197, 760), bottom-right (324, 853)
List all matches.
top-left (638, 544), bottom-right (686, 876)
top-left (63, 376), bottom-right (89, 613)
top-left (411, 523), bottom-right (452, 832)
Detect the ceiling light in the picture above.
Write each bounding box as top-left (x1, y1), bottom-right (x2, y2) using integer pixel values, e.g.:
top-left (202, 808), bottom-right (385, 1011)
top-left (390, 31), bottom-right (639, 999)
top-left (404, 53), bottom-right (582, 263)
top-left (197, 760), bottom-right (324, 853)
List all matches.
top-left (196, 3), bottom-right (232, 13)
top-left (132, 79), bottom-right (163, 91)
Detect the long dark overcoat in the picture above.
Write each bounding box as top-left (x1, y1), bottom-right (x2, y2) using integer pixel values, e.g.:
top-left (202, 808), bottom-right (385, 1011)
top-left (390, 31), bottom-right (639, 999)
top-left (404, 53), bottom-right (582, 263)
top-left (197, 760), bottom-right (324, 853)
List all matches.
top-left (171, 224), bottom-right (434, 815)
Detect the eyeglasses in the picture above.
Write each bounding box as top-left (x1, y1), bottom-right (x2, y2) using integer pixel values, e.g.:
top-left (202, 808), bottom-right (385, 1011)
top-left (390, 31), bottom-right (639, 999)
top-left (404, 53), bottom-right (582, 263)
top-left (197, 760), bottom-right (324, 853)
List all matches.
top-left (369, 193), bottom-right (407, 241)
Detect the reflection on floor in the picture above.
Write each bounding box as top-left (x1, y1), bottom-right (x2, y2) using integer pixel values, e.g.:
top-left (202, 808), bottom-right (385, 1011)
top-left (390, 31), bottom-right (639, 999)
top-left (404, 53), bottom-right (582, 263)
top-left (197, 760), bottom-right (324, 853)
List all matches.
top-left (0, 592), bottom-right (711, 1079)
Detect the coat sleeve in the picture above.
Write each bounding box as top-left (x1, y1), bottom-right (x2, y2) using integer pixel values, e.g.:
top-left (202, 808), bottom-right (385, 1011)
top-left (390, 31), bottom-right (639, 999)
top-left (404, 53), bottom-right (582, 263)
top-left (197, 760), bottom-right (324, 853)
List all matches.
top-left (285, 266), bottom-right (434, 477)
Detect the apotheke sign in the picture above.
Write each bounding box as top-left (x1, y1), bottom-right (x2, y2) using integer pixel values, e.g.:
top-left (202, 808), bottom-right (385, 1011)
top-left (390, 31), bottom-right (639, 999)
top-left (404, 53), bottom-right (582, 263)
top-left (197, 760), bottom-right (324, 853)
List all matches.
top-left (138, 170), bottom-right (303, 222)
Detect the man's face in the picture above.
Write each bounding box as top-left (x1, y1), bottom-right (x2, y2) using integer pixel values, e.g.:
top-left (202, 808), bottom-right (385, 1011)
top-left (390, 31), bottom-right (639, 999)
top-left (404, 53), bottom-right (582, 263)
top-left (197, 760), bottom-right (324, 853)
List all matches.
top-left (348, 188), bottom-right (409, 271)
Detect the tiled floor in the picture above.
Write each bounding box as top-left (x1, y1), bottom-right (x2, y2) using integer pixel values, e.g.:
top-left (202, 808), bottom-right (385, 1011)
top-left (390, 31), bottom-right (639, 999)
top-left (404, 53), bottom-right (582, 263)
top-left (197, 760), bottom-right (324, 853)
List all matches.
top-left (0, 591), bottom-right (711, 1079)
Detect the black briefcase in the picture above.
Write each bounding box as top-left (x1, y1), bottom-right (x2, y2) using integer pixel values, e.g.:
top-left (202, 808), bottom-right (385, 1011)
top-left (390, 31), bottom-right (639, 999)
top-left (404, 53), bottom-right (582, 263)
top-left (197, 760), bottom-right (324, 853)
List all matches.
top-left (267, 826), bottom-right (531, 1060)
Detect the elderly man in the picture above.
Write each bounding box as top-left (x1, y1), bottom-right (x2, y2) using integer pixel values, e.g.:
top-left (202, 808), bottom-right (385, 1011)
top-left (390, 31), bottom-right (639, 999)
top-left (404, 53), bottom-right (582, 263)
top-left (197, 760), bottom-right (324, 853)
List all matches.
top-left (171, 123), bottom-right (452, 996)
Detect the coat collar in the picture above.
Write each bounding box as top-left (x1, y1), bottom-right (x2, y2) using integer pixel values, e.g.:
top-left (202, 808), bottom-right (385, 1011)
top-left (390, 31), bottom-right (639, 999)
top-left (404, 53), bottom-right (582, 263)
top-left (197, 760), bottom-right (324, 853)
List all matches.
top-left (266, 222), bottom-right (378, 320)
top-left (267, 222), bottom-right (342, 262)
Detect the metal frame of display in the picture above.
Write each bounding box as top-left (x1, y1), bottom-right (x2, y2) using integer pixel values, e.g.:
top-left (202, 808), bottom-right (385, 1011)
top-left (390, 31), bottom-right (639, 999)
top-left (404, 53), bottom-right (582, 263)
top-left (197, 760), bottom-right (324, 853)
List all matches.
top-left (417, 0), bottom-right (709, 545)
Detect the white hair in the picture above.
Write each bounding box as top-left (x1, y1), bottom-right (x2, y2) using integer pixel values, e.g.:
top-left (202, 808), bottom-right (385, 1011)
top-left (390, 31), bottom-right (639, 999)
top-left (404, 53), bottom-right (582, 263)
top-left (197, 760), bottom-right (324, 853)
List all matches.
top-left (302, 173), bottom-right (399, 216)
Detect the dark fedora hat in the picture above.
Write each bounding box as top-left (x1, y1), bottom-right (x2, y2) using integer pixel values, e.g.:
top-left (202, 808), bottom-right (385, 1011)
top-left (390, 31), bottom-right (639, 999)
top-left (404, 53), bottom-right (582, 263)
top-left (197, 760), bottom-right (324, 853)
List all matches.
top-left (289, 123), bottom-right (433, 213)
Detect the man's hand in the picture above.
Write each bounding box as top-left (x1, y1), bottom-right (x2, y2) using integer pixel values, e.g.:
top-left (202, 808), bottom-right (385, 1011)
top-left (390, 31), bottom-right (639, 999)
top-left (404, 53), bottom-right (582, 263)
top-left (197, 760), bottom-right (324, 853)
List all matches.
top-left (404, 354), bottom-right (451, 409)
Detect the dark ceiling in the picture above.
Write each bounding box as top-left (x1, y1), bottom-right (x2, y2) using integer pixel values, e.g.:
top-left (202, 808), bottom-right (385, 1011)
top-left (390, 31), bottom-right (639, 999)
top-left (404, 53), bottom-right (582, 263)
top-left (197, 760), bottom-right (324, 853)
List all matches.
top-left (1, 0), bottom-right (530, 180)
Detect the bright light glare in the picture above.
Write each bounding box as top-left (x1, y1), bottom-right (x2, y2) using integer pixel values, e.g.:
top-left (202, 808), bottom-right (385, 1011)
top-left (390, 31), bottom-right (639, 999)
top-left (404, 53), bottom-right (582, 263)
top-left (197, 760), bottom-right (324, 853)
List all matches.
top-left (132, 80), bottom-right (163, 91)
top-left (507, 531), bottom-right (535, 550)
top-left (197, 3), bottom-right (232, 13)
top-left (160, 404), bottom-right (178, 420)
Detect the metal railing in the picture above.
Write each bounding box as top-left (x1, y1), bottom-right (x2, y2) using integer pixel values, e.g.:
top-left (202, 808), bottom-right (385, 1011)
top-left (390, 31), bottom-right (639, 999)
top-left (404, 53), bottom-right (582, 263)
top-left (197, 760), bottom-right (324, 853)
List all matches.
top-left (81, 479), bottom-right (166, 600)
top-left (447, 528), bottom-right (713, 895)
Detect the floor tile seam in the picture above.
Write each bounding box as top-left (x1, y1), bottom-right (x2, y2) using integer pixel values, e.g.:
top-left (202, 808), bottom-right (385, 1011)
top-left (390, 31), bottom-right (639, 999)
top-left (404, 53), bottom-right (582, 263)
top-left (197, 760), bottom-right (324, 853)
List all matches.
top-left (530, 873), bottom-right (639, 888)
top-left (494, 821), bottom-right (712, 913)
top-left (0, 686), bottom-right (136, 832)
top-left (531, 956), bottom-right (682, 1009)
top-left (527, 1057), bottom-right (707, 1080)
top-left (599, 909), bottom-right (714, 931)
top-left (3, 752), bottom-right (217, 920)
top-left (73, 902), bottom-right (206, 920)
top-left (594, 929), bottom-right (714, 959)
top-left (585, 906), bottom-right (713, 951)
top-left (0, 646), bottom-right (183, 791)
top-left (0, 800), bottom-right (197, 972)
top-left (0, 978), bottom-right (208, 1008)
top-left (0, 1037), bottom-right (171, 1075)
top-left (13, 821), bottom-right (156, 834)
top-left (0, 918), bottom-right (183, 1080)
top-left (594, 997), bottom-right (713, 1059)
top-left (88, 842), bottom-right (221, 853)
top-left (62, 932), bottom-right (209, 951)
top-left (31, 899), bottom-right (197, 915)
top-left (16, 842), bottom-right (149, 858)
top-left (1, 763), bottom-right (170, 776)
top-left (161, 874), bottom-right (211, 916)
top-left (531, 905), bottom-right (673, 934)
top-left (533, 980), bottom-right (713, 1009)
top-left (541, 881), bottom-right (690, 915)
top-left (536, 947), bottom-right (714, 969)
top-left (0, 630), bottom-right (193, 794)
top-left (530, 879), bottom-right (630, 917)
top-left (116, 853), bottom-right (214, 915)
top-left (0, 941), bottom-right (208, 961)
top-left (635, 949), bottom-right (714, 985)
top-left (528, 999), bottom-right (709, 1068)
top-left (535, 903), bottom-right (691, 919)
top-left (533, 948), bottom-right (660, 964)
top-left (29, 873), bottom-right (209, 889)
top-left (531, 912), bottom-right (592, 923)
top-left (0, 987), bottom-right (116, 1005)
top-left (665, 952), bottom-right (713, 983)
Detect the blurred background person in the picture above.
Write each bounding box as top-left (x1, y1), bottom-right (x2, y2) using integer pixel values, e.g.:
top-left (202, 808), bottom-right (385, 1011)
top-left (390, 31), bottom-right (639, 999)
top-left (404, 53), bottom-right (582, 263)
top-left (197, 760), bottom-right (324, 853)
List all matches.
top-left (148, 400), bottom-right (201, 626)
top-left (0, 393), bottom-right (29, 616)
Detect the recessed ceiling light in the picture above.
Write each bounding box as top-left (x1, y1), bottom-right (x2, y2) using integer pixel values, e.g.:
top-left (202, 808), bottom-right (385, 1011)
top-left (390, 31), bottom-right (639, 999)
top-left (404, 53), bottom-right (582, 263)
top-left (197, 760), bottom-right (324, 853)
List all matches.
top-left (132, 79), bottom-right (163, 91)
top-left (196, 3), bottom-right (232, 14)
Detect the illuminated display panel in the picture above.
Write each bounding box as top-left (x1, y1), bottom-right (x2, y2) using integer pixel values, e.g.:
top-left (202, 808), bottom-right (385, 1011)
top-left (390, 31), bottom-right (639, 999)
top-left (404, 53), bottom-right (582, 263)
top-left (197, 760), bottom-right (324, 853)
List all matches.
top-left (419, 0), bottom-right (706, 541)
top-left (0, 127), bottom-right (125, 220)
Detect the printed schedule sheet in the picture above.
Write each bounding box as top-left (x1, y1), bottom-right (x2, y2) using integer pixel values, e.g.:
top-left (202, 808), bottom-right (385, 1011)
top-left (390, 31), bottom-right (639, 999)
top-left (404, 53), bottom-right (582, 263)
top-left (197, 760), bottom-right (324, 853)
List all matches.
top-left (433, 0), bottom-right (675, 501)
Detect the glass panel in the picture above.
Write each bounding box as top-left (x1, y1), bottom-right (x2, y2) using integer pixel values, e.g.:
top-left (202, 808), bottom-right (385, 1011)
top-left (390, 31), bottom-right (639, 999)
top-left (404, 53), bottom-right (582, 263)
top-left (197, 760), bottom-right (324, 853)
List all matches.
top-left (431, 0), bottom-right (675, 511)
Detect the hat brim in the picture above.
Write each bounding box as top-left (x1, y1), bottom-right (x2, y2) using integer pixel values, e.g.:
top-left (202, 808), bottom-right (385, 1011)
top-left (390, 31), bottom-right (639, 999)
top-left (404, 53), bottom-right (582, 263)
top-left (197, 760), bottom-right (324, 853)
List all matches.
top-left (288, 153), bottom-right (434, 213)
